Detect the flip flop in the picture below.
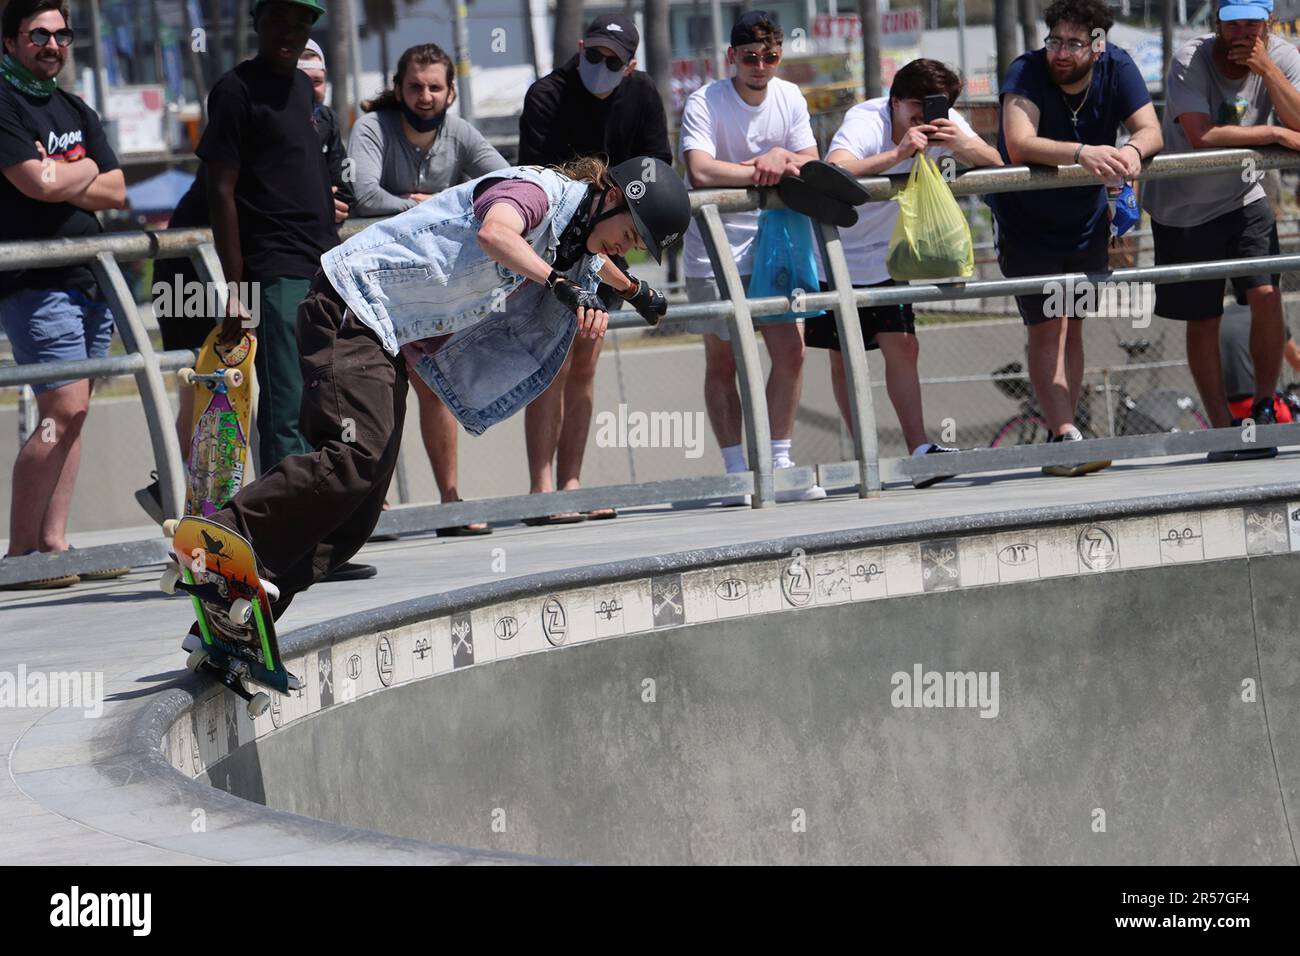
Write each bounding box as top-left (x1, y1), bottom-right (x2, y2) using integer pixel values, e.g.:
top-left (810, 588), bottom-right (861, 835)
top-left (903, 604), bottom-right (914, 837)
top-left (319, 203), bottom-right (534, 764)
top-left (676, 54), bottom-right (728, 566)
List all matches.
top-left (586, 508), bottom-right (618, 520)
top-left (436, 523), bottom-right (493, 537)
top-left (776, 176), bottom-right (858, 228)
top-left (798, 160), bottom-right (872, 206)
top-left (521, 513), bottom-right (587, 526)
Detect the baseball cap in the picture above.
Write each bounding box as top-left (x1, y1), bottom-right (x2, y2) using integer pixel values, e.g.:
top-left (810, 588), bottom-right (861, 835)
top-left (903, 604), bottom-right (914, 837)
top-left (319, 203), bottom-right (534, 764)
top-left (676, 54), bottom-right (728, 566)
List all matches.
top-left (252, 0), bottom-right (326, 21)
top-left (731, 9), bottom-right (780, 47)
top-left (584, 14), bottom-right (639, 62)
top-left (297, 39), bottom-right (325, 71)
top-left (1218, 0), bottom-right (1272, 20)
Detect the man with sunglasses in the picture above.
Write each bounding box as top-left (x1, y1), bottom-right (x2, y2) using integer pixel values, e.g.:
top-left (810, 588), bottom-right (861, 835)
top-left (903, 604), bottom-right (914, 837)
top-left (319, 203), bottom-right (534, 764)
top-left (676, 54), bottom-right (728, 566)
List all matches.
top-left (0, 0), bottom-right (127, 588)
top-left (680, 9), bottom-right (826, 503)
top-left (990, 0), bottom-right (1161, 476)
top-left (1143, 0), bottom-right (1300, 460)
top-left (517, 13), bottom-right (671, 524)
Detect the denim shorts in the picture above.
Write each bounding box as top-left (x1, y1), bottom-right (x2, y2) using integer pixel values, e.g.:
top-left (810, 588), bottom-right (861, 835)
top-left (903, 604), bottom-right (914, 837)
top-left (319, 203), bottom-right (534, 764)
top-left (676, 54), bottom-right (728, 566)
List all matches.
top-left (0, 287), bottom-right (115, 394)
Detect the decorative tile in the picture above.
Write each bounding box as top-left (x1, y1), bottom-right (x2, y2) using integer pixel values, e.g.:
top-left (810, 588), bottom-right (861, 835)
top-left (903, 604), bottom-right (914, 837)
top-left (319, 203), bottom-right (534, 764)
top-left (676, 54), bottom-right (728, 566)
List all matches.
top-left (778, 553), bottom-right (815, 608)
top-left (920, 538), bottom-right (961, 592)
top-left (711, 564), bottom-right (755, 619)
top-left (537, 593), bottom-right (573, 647)
top-left (1036, 526), bottom-right (1079, 578)
top-left (561, 589), bottom-right (597, 645)
top-left (650, 574), bottom-right (685, 629)
top-left (956, 535), bottom-right (998, 588)
top-left (389, 623), bottom-right (423, 686)
top-left (593, 584), bottom-right (630, 638)
top-left (884, 542), bottom-right (923, 596)
top-left (450, 612), bottom-right (474, 668)
top-left (1116, 516), bottom-right (1160, 569)
top-left (1076, 522), bottom-right (1120, 573)
top-left (486, 601), bottom-right (526, 657)
top-left (1200, 509), bottom-right (1247, 561)
top-left (682, 569), bottom-right (718, 622)
top-left (619, 578), bottom-right (655, 634)
top-left (813, 553), bottom-right (853, 605)
top-left (744, 561), bottom-right (785, 615)
top-left (846, 547), bottom-right (890, 600)
top-left (1289, 501), bottom-right (1300, 552)
top-left (993, 531), bottom-right (1039, 583)
top-left (1157, 512), bottom-right (1204, 564)
top-left (1243, 504), bottom-right (1290, 556)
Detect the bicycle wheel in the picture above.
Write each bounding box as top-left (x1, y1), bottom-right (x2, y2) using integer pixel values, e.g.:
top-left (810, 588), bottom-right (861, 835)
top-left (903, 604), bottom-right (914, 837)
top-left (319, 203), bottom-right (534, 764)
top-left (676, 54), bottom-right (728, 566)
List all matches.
top-left (991, 414), bottom-right (1052, 448)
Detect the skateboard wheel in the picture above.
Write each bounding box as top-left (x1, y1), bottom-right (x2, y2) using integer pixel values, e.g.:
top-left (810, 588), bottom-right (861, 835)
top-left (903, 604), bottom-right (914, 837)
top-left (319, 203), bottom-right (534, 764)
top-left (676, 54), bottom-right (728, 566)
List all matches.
top-left (229, 598), bottom-right (254, 626)
top-left (223, 368), bottom-right (243, 388)
top-left (247, 693), bottom-right (271, 719)
top-left (162, 518), bottom-right (179, 538)
top-left (178, 367), bottom-right (196, 385)
top-left (262, 579), bottom-right (280, 602)
top-left (160, 563), bottom-right (182, 595)
top-left (186, 649), bottom-right (210, 673)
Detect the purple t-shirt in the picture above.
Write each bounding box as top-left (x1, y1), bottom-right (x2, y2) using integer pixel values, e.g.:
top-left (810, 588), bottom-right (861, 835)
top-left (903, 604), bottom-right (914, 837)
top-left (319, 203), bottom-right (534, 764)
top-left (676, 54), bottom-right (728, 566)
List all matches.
top-left (472, 177), bottom-right (549, 232)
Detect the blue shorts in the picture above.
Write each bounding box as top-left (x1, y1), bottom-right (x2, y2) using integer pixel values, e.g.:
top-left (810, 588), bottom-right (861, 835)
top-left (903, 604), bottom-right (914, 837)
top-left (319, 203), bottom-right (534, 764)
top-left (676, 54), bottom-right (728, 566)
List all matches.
top-left (0, 287), bottom-right (115, 394)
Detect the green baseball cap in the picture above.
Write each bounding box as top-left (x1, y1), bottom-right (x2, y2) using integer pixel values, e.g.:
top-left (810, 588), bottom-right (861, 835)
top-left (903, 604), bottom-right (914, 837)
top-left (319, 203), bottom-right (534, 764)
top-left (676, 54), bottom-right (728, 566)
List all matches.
top-left (252, 0), bottom-right (326, 21)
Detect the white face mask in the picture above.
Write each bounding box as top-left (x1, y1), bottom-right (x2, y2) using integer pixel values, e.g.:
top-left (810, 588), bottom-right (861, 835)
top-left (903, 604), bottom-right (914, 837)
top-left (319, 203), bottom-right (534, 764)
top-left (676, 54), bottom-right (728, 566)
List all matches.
top-left (578, 54), bottom-right (625, 96)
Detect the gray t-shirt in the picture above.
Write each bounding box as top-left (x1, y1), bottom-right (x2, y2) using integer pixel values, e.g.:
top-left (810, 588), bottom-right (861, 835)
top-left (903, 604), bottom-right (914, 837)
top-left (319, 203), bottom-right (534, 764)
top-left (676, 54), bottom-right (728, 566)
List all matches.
top-left (1143, 34), bottom-right (1300, 227)
top-left (347, 109), bottom-right (508, 217)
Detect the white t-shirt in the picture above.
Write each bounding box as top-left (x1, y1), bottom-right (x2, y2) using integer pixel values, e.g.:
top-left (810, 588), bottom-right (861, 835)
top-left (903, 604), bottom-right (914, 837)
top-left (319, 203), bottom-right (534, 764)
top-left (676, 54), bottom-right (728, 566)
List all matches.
top-left (679, 76), bottom-right (817, 279)
top-left (828, 96), bottom-right (974, 285)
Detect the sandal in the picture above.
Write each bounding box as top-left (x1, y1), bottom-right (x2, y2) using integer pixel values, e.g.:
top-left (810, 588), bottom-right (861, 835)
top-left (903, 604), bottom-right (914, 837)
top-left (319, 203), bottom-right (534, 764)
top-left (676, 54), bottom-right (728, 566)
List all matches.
top-left (798, 159), bottom-right (872, 206)
top-left (521, 512), bottom-right (586, 526)
top-left (776, 176), bottom-right (858, 228)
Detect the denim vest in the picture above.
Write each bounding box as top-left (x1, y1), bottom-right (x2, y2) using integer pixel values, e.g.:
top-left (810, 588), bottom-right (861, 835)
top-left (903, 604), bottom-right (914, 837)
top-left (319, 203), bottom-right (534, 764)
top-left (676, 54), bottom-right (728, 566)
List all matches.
top-left (321, 165), bottom-right (604, 434)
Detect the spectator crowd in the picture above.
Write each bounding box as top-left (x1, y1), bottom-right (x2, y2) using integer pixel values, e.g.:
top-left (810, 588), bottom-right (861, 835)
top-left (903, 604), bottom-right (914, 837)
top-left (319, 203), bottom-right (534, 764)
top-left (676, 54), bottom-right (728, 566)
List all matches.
top-left (3, 0), bottom-right (1300, 589)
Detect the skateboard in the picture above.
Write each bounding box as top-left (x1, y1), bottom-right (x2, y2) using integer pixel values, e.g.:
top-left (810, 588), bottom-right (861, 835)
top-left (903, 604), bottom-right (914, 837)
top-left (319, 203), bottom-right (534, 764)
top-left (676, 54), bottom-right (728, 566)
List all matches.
top-left (161, 515), bottom-right (300, 717)
top-left (162, 327), bottom-right (256, 537)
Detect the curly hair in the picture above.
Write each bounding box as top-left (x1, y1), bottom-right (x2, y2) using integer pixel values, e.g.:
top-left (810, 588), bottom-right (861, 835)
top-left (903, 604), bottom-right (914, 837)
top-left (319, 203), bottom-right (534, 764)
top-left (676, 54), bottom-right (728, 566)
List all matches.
top-left (1043, 0), bottom-right (1115, 35)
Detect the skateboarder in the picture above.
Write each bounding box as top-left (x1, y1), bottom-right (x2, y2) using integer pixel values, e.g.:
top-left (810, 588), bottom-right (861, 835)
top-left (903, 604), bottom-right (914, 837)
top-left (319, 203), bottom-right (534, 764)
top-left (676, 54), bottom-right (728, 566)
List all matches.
top-left (193, 156), bottom-right (690, 619)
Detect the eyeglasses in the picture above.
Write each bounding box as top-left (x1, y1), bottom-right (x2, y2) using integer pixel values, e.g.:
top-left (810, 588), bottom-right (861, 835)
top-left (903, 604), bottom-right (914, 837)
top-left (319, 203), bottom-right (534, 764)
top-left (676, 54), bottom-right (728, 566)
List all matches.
top-left (584, 46), bottom-right (625, 72)
top-left (27, 27), bottom-right (74, 48)
top-left (739, 50), bottom-right (781, 67)
top-left (1044, 36), bottom-right (1092, 55)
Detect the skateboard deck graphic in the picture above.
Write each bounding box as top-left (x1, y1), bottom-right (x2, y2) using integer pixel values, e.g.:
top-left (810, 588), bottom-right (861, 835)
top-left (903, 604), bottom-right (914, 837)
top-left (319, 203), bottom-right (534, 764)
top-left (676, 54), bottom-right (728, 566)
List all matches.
top-left (174, 328), bottom-right (255, 525)
top-left (165, 516), bottom-right (299, 710)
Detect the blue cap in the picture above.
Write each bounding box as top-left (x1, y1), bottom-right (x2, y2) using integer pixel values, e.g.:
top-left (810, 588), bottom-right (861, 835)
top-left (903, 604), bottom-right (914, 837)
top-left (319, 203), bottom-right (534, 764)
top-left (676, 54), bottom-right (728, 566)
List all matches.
top-left (1218, 0), bottom-right (1272, 21)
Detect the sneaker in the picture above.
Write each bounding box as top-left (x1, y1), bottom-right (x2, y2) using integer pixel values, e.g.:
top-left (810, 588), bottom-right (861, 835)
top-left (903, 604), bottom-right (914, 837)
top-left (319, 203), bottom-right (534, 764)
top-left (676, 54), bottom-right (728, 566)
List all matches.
top-left (1042, 429), bottom-right (1111, 477)
top-left (0, 550), bottom-right (79, 589)
top-left (774, 462), bottom-right (827, 502)
top-left (320, 561), bottom-right (377, 583)
top-left (1207, 414), bottom-right (1277, 461)
top-left (135, 472), bottom-right (165, 525)
top-left (1250, 397), bottom-right (1279, 426)
top-left (911, 442), bottom-right (960, 489)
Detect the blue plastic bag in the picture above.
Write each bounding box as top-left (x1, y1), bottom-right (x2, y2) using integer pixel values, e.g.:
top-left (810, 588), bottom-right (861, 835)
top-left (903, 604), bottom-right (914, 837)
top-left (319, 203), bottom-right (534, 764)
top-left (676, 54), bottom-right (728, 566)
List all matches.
top-left (747, 208), bottom-right (824, 320)
top-left (1109, 183), bottom-right (1139, 238)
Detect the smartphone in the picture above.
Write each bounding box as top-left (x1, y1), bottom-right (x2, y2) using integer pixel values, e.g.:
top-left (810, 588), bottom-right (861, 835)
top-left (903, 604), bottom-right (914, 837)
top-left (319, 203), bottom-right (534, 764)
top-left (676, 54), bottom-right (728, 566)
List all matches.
top-left (922, 94), bottom-right (949, 124)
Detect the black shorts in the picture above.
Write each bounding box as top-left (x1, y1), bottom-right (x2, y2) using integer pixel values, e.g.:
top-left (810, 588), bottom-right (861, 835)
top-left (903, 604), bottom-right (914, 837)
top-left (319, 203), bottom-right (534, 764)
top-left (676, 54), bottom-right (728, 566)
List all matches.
top-left (153, 255), bottom-right (217, 352)
top-left (997, 223), bottom-right (1111, 325)
top-left (1151, 199), bottom-right (1279, 321)
top-left (803, 278), bottom-right (915, 352)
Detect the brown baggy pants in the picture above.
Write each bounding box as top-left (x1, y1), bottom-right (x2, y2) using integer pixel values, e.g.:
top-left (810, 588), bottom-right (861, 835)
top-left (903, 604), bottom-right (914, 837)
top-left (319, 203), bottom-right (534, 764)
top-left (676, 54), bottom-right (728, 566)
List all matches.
top-left (208, 271), bottom-right (408, 618)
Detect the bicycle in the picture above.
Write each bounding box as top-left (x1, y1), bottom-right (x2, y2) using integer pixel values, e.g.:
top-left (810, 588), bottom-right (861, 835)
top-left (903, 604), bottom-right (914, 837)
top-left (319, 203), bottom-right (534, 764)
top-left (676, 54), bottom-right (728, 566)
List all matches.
top-left (989, 336), bottom-right (1210, 447)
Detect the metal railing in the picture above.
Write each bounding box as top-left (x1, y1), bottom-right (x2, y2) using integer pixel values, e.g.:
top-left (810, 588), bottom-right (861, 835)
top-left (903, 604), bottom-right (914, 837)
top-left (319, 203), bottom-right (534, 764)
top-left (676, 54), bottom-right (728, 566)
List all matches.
top-left (3, 147), bottom-right (1300, 584)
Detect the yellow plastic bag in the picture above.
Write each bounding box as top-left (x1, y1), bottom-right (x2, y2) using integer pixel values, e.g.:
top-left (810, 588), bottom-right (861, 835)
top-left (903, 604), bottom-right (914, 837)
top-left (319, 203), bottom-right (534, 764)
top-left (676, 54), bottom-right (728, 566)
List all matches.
top-left (886, 152), bottom-right (974, 281)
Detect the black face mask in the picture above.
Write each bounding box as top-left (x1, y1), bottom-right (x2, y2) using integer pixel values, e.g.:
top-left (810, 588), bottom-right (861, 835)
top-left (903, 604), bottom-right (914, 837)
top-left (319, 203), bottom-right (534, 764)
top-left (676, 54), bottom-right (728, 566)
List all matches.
top-left (553, 185), bottom-right (624, 269)
top-left (400, 101), bottom-right (445, 133)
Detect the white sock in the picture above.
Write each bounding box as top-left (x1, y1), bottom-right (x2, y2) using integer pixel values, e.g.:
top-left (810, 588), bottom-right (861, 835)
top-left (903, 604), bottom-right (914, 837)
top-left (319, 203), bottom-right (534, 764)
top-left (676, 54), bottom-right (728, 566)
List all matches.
top-left (771, 438), bottom-right (793, 469)
top-left (721, 444), bottom-right (747, 473)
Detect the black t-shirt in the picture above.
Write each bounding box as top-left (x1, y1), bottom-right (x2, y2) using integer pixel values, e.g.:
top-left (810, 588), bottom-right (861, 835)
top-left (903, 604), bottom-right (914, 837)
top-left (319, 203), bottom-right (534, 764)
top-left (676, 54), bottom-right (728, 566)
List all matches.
top-left (517, 55), bottom-right (672, 168)
top-left (197, 56), bottom-right (335, 280)
top-left (0, 81), bottom-right (120, 296)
